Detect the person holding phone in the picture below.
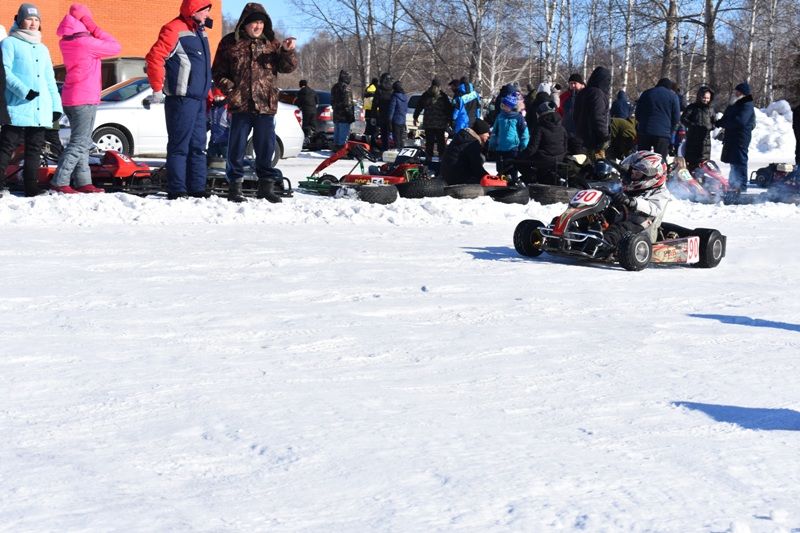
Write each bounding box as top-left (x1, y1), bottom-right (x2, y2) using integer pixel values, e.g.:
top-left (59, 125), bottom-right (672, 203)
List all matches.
top-left (145, 0), bottom-right (213, 199)
top-left (212, 2), bottom-right (297, 203)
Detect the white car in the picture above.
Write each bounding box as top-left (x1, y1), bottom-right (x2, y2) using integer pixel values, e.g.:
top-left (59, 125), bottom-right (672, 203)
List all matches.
top-left (59, 77), bottom-right (304, 166)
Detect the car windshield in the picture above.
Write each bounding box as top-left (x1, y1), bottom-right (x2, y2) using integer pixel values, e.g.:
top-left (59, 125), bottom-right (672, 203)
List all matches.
top-left (101, 78), bottom-right (151, 102)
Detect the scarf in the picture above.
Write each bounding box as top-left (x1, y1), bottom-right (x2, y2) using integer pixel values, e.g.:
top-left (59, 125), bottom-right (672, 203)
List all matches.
top-left (10, 27), bottom-right (42, 44)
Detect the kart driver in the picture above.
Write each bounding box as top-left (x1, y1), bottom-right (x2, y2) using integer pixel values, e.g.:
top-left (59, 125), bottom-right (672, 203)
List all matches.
top-left (605, 150), bottom-right (672, 247)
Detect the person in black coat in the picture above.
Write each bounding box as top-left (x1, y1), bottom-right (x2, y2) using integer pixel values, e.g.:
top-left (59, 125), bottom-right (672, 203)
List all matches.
top-left (793, 103), bottom-right (800, 166)
top-left (680, 86), bottom-right (715, 171)
top-left (573, 66), bottom-right (611, 158)
top-left (330, 70), bottom-right (355, 150)
top-left (295, 79), bottom-right (319, 142)
top-left (374, 72), bottom-right (394, 150)
top-left (717, 81), bottom-right (756, 191)
top-left (521, 101), bottom-right (567, 184)
top-left (440, 118), bottom-right (491, 185)
top-left (636, 78), bottom-right (681, 159)
top-left (413, 78), bottom-right (452, 164)
top-left (610, 90), bottom-right (632, 119)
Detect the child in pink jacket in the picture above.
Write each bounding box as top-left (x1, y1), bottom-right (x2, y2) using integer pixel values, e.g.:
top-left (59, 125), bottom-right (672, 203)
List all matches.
top-left (51, 3), bottom-right (120, 193)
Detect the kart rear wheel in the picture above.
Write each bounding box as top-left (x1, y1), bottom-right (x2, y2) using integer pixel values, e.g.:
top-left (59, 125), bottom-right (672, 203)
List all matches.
top-left (397, 178), bottom-right (446, 198)
top-left (358, 184), bottom-right (398, 205)
top-left (513, 219), bottom-right (545, 257)
top-left (445, 184), bottom-right (485, 199)
top-left (488, 186), bottom-right (530, 205)
top-left (618, 232), bottom-right (651, 271)
top-left (693, 228), bottom-right (725, 268)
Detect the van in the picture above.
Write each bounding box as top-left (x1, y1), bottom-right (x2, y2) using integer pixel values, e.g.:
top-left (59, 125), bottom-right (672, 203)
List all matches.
top-left (54, 57), bottom-right (147, 90)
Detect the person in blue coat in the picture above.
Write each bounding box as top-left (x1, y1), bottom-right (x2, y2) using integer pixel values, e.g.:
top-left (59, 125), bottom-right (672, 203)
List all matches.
top-left (717, 81), bottom-right (756, 191)
top-left (450, 77), bottom-right (481, 133)
top-left (488, 94), bottom-right (528, 179)
top-left (387, 80), bottom-right (408, 148)
top-left (610, 90), bottom-right (632, 119)
top-left (0, 4), bottom-right (63, 197)
top-left (636, 78), bottom-right (680, 159)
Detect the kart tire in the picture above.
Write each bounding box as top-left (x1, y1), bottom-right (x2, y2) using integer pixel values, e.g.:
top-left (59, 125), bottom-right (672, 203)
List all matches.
top-left (528, 183), bottom-right (578, 205)
top-left (617, 232), bottom-right (651, 271)
top-left (93, 126), bottom-right (131, 156)
top-left (488, 186), bottom-right (530, 205)
top-left (513, 219), bottom-right (545, 257)
top-left (358, 184), bottom-right (398, 205)
top-left (693, 228), bottom-right (725, 268)
top-left (320, 174), bottom-right (339, 196)
top-left (397, 178), bottom-right (446, 198)
top-left (445, 184), bottom-right (485, 199)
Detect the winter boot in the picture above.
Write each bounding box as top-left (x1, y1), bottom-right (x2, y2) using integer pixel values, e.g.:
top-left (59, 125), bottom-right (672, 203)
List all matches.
top-left (75, 184), bottom-right (105, 193)
top-left (188, 190), bottom-right (211, 198)
top-left (227, 179), bottom-right (247, 203)
top-left (24, 179), bottom-right (43, 197)
top-left (51, 185), bottom-right (79, 194)
top-left (166, 191), bottom-right (189, 200)
top-left (256, 178), bottom-right (282, 203)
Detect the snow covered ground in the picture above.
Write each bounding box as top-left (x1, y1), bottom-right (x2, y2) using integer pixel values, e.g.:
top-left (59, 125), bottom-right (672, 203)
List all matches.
top-left (1, 109), bottom-right (799, 532)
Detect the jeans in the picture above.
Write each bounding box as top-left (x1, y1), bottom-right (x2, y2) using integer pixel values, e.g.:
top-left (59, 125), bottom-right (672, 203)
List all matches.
top-left (227, 112), bottom-right (278, 183)
top-left (52, 105), bottom-right (97, 187)
top-left (728, 163), bottom-right (748, 191)
top-left (333, 122), bottom-right (351, 147)
top-left (165, 96), bottom-right (208, 194)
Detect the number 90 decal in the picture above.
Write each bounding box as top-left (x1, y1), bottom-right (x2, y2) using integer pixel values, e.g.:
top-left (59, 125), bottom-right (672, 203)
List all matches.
top-left (570, 189), bottom-right (602, 206)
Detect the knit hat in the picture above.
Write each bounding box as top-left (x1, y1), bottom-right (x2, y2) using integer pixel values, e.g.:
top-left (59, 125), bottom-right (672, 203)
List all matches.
top-left (501, 94), bottom-right (518, 109)
top-left (537, 101), bottom-right (557, 116)
top-left (431, 78), bottom-right (440, 87)
top-left (16, 3), bottom-right (40, 24)
top-left (734, 81), bottom-right (751, 96)
top-left (568, 73), bottom-right (584, 84)
top-left (472, 119), bottom-right (491, 135)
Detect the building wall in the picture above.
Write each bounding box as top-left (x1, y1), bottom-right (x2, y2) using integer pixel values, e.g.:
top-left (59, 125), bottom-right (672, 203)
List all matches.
top-left (26, 0), bottom-right (223, 65)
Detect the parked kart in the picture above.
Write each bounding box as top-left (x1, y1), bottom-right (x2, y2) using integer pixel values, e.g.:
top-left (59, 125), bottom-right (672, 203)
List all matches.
top-left (298, 141), bottom-right (444, 204)
top-left (749, 162), bottom-right (794, 188)
top-left (443, 173), bottom-right (530, 204)
top-left (4, 143), bottom-right (152, 193)
top-left (513, 187), bottom-right (727, 271)
top-left (203, 158), bottom-right (294, 199)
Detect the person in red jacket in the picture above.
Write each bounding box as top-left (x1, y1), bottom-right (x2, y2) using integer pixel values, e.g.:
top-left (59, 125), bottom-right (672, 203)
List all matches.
top-left (146, 0), bottom-right (213, 199)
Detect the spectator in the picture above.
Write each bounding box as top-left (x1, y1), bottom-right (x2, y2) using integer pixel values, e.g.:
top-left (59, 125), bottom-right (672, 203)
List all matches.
top-left (0, 3), bottom-right (63, 197)
top-left (0, 39), bottom-right (9, 130)
top-left (635, 77), bottom-right (681, 159)
top-left (521, 100), bottom-right (567, 184)
top-left (375, 72), bottom-right (393, 150)
top-left (607, 116), bottom-right (638, 162)
top-left (488, 93), bottom-right (528, 179)
top-left (716, 81), bottom-right (755, 192)
top-left (413, 78), bottom-right (452, 166)
top-left (794, 102), bottom-right (800, 166)
top-left (363, 77), bottom-right (378, 148)
top-left (451, 77), bottom-right (481, 133)
top-left (206, 86), bottom-right (229, 161)
top-left (330, 69), bottom-right (355, 152)
top-left (680, 86), bottom-right (715, 171)
top-left (146, 0), bottom-right (213, 200)
top-left (558, 73), bottom-right (584, 136)
top-left (50, 3), bottom-right (120, 194)
top-left (551, 83), bottom-right (563, 108)
top-left (387, 80), bottom-right (408, 149)
top-left (610, 90), bottom-right (632, 119)
top-left (212, 2), bottom-right (297, 203)
top-left (295, 79), bottom-right (318, 145)
top-left (573, 66), bottom-right (611, 159)
top-left (488, 82), bottom-right (520, 124)
top-left (440, 118), bottom-right (491, 185)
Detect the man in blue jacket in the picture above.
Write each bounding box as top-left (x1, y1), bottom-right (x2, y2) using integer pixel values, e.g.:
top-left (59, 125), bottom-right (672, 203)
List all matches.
top-left (717, 81), bottom-right (756, 192)
top-left (635, 78), bottom-right (680, 159)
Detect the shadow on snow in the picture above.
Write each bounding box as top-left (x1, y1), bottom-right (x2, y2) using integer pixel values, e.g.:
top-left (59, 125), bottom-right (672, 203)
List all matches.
top-left (689, 314), bottom-right (800, 333)
top-left (673, 402), bottom-right (800, 431)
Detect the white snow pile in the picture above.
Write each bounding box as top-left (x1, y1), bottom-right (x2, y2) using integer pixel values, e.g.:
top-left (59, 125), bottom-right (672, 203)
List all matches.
top-left (1, 110), bottom-right (799, 532)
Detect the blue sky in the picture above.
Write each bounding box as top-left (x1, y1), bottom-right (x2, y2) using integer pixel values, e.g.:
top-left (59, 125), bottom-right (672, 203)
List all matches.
top-left (223, 1), bottom-right (317, 42)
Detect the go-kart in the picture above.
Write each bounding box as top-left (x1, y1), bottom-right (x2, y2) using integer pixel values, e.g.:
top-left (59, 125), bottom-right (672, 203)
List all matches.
top-left (513, 187), bottom-right (727, 271)
top-left (749, 162), bottom-right (794, 188)
top-left (203, 158), bottom-right (294, 199)
top-left (442, 173), bottom-right (530, 204)
top-left (666, 159), bottom-right (732, 204)
top-left (298, 141), bottom-right (444, 205)
top-left (4, 143), bottom-right (152, 194)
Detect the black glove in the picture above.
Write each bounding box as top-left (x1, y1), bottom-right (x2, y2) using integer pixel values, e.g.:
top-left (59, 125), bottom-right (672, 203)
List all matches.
top-left (53, 112), bottom-right (62, 122)
top-left (613, 191), bottom-right (637, 210)
top-left (26, 90), bottom-right (40, 101)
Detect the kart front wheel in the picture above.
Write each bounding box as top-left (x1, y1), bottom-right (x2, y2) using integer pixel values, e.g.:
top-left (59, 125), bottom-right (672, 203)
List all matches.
top-left (618, 232), bottom-right (651, 271)
top-left (513, 219), bottom-right (545, 257)
top-left (693, 228), bottom-right (726, 268)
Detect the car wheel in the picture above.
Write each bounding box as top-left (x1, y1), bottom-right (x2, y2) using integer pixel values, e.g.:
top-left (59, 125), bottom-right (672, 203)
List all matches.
top-left (93, 126), bottom-right (131, 155)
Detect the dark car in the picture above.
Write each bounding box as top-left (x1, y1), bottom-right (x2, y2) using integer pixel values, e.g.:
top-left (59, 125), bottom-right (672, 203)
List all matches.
top-left (279, 89), bottom-right (365, 149)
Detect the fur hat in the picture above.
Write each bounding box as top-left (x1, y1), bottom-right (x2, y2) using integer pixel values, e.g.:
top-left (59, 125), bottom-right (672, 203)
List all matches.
top-left (16, 3), bottom-right (40, 24)
top-left (568, 73), bottom-right (584, 84)
top-left (735, 81), bottom-right (751, 96)
top-left (242, 11), bottom-right (267, 25)
top-left (472, 119), bottom-right (491, 135)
